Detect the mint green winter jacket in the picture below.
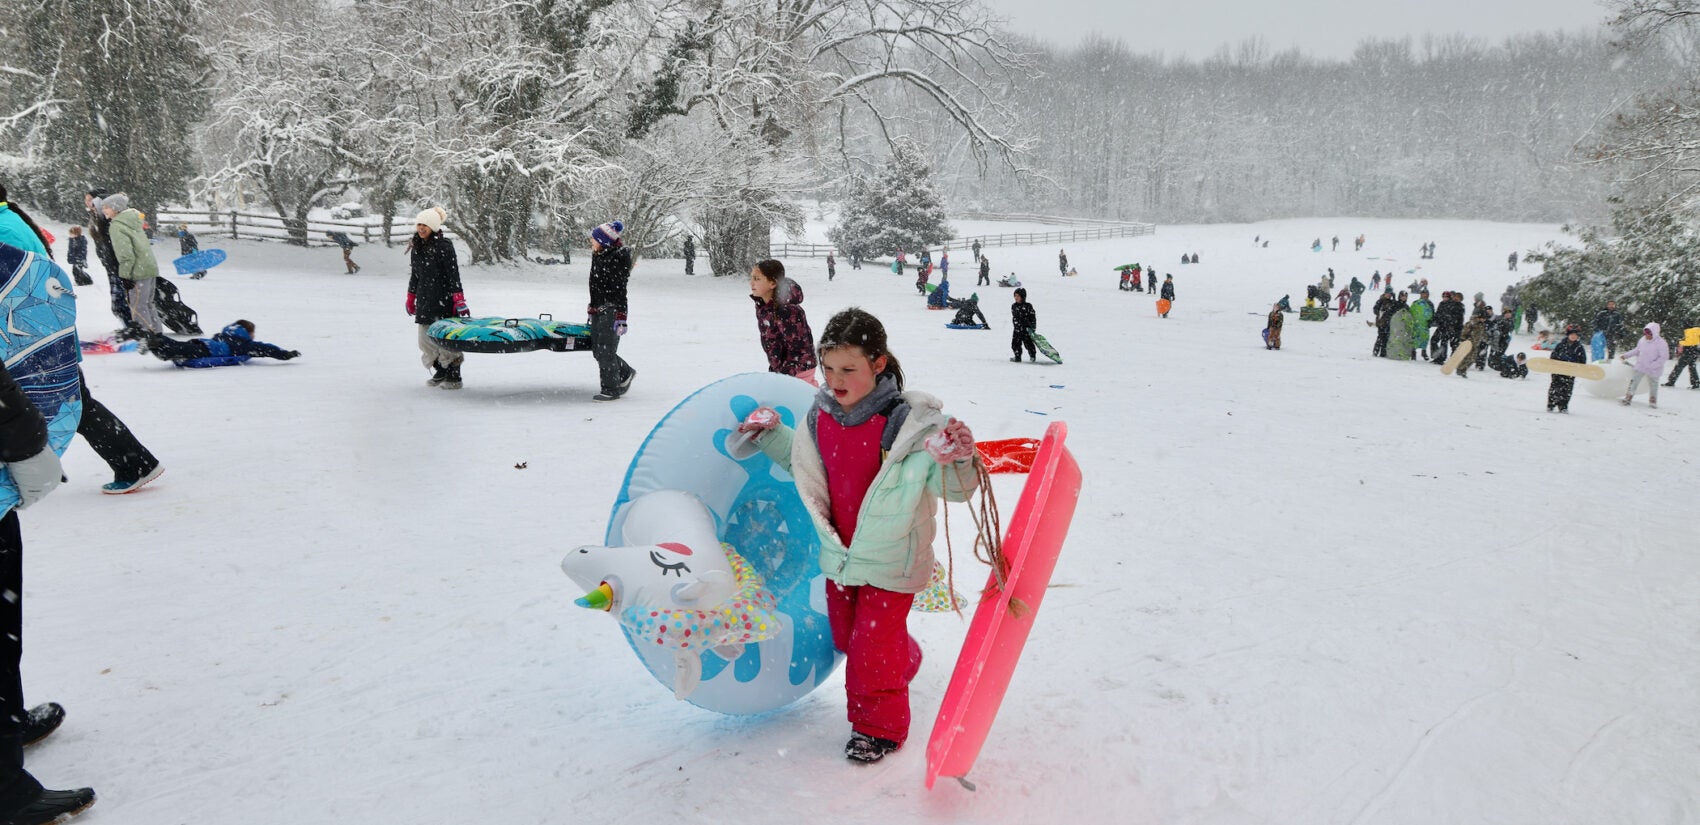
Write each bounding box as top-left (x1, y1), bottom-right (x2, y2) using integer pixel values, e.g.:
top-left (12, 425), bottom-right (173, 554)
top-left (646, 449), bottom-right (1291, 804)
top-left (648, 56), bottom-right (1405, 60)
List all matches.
top-left (108, 209), bottom-right (158, 282)
top-left (753, 390), bottom-right (980, 593)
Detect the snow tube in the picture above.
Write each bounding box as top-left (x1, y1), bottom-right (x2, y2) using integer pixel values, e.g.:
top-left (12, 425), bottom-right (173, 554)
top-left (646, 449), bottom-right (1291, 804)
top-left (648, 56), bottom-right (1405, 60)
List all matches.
top-left (429, 316), bottom-right (591, 353)
top-left (574, 373), bottom-right (840, 714)
top-left (1583, 360), bottom-right (1638, 399)
top-left (0, 246), bottom-right (82, 517)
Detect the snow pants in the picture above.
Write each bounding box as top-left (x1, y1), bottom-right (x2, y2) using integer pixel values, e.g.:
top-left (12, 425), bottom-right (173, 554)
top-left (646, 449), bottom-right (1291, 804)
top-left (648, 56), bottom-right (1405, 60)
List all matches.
top-left (589, 307), bottom-right (633, 394)
top-left (1013, 329), bottom-right (1036, 360)
top-left (1547, 375), bottom-right (1575, 411)
top-left (827, 581), bottom-right (921, 744)
top-left (1625, 372), bottom-right (1659, 403)
top-left (1372, 327), bottom-right (1389, 357)
top-left (126, 278), bottom-right (161, 334)
top-left (1666, 349), bottom-right (1700, 387)
top-left (78, 369), bottom-right (159, 484)
top-left (415, 324), bottom-right (464, 372)
top-left (0, 511), bottom-right (41, 811)
top-left (106, 270), bottom-right (130, 327)
top-left (1348, 293), bottom-right (1362, 313)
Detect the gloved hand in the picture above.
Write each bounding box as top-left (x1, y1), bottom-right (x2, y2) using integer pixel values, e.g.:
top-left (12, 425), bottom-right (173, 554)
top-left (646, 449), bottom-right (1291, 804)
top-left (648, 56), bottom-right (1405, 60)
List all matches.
top-left (406, 293), bottom-right (416, 315)
top-left (452, 292), bottom-right (469, 318)
top-left (7, 448), bottom-right (64, 509)
top-left (736, 407), bottom-right (780, 436)
top-left (278, 350), bottom-right (301, 360)
top-left (925, 418), bottom-right (976, 464)
top-left (615, 320), bottom-right (628, 336)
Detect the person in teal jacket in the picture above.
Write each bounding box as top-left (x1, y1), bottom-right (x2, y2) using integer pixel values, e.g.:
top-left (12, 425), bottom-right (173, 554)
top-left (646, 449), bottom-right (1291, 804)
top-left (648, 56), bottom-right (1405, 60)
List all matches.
top-left (0, 189), bottom-right (52, 259)
top-left (734, 307), bottom-right (979, 764)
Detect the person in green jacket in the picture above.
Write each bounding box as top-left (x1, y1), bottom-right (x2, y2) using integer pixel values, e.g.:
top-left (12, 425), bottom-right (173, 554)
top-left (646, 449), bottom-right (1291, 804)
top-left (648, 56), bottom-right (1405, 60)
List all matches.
top-left (734, 307), bottom-right (979, 764)
top-left (1408, 290), bottom-right (1434, 361)
top-left (100, 194), bottom-right (162, 334)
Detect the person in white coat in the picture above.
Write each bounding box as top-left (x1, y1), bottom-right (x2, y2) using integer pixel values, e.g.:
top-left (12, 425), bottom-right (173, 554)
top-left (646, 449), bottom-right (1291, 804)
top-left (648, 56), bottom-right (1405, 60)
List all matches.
top-left (1620, 322), bottom-right (1670, 408)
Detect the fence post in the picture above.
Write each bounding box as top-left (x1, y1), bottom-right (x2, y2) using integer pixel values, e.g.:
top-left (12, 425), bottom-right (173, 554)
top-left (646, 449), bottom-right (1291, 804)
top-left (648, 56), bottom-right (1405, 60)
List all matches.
top-left (230, 211), bottom-right (238, 240)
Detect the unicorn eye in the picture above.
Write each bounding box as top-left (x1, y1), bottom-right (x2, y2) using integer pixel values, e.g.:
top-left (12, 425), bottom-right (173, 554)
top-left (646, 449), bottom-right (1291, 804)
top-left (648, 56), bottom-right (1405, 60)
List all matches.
top-left (649, 550), bottom-right (690, 577)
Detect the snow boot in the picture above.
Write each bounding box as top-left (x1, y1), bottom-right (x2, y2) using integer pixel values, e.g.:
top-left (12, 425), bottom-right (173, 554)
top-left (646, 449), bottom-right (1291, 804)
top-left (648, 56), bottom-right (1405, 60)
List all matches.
top-left (0, 787), bottom-right (96, 825)
top-left (1011, 355), bottom-right (1022, 362)
top-left (21, 704), bottom-right (63, 748)
top-left (845, 732), bottom-right (901, 764)
top-left (440, 365), bottom-right (463, 391)
top-left (426, 364), bottom-right (448, 388)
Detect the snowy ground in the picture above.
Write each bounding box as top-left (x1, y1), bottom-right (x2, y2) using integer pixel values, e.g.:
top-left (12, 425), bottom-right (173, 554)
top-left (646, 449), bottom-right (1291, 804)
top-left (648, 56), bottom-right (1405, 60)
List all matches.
top-left (22, 216), bottom-right (1699, 824)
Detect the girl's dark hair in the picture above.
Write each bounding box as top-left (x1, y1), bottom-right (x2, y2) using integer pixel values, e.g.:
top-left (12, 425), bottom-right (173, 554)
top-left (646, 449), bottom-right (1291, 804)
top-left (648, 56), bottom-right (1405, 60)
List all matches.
top-left (753, 259), bottom-right (785, 282)
top-left (234, 320), bottom-right (256, 335)
top-left (0, 184), bottom-right (55, 261)
top-left (817, 307), bottom-right (904, 390)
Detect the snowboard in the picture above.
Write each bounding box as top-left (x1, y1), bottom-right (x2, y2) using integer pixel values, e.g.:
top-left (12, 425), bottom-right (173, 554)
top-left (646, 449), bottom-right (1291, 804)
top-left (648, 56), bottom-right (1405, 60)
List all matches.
top-left (1526, 358), bottom-right (1606, 380)
top-left (926, 421), bottom-right (1081, 790)
top-left (1031, 332), bottom-right (1062, 363)
top-left (428, 316), bottom-right (592, 353)
top-left (172, 248), bottom-right (226, 276)
top-left (1440, 339), bottom-right (1474, 375)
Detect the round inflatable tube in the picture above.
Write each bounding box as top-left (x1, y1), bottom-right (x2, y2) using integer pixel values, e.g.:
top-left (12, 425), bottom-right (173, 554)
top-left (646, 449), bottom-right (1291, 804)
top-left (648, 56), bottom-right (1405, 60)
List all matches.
top-left (1583, 360), bottom-right (1639, 399)
top-left (600, 372), bottom-right (839, 714)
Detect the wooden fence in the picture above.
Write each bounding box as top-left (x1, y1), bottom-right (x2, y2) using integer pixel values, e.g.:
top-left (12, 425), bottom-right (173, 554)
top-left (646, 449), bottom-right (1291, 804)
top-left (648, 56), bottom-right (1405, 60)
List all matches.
top-left (153, 210), bottom-right (451, 247)
top-left (770, 220), bottom-right (1157, 259)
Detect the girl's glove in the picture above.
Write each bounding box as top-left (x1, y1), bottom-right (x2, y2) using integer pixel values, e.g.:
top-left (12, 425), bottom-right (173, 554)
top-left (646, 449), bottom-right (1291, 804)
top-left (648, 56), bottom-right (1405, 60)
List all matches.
top-left (406, 293), bottom-right (416, 315)
top-left (926, 418), bottom-right (976, 464)
top-left (736, 407), bottom-right (780, 436)
top-left (452, 292), bottom-right (470, 317)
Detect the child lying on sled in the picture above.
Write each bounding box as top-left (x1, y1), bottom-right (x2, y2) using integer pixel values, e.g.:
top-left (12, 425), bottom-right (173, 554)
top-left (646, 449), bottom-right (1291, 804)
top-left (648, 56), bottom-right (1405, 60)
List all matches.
top-left (144, 320), bottom-right (300, 368)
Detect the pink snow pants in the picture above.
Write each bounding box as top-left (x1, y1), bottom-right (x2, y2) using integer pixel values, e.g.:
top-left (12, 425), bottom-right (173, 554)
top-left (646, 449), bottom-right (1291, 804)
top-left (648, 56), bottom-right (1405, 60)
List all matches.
top-left (827, 581), bottom-right (922, 744)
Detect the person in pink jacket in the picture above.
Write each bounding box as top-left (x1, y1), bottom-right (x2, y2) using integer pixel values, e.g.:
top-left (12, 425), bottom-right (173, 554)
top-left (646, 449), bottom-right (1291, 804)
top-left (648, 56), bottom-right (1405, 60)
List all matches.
top-left (1620, 322), bottom-right (1670, 408)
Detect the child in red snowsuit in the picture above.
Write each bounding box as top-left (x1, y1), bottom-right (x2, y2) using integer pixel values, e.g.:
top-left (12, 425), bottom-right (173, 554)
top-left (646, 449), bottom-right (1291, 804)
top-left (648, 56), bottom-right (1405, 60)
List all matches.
top-left (737, 308), bottom-right (979, 764)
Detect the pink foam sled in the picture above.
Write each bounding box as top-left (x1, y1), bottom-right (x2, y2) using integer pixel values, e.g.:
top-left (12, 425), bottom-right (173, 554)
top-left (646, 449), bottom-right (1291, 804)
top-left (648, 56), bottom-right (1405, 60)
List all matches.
top-left (925, 420), bottom-right (1083, 789)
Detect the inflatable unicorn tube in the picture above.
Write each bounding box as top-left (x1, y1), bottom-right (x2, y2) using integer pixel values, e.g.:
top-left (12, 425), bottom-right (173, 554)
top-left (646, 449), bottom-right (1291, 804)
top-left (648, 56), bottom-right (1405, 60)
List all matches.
top-left (563, 489), bottom-right (780, 700)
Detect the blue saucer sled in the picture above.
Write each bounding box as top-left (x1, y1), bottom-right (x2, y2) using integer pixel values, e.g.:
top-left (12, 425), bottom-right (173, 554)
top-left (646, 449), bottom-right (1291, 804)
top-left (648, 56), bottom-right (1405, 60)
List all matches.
top-left (561, 373), bottom-right (842, 714)
top-left (172, 248), bottom-right (226, 275)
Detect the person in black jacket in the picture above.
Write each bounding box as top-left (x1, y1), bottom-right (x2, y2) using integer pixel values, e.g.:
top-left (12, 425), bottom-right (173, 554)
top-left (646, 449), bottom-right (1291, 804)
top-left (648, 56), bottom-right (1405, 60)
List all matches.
top-left (405, 207), bottom-right (467, 390)
top-left (588, 220), bottom-right (635, 400)
top-left (1430, 291), bottom-right (1465, 361)
top-left (65, 227), bottom-right (92, 287)
top-left (1371, 289), bottom-right (1397, 357)
top-left (83, 189), bottom-right (134, 334)
top-left (1010, 288), bottom-right (1037, 362)
top-left (1159, 275), bottom-right (1175, 317)
top-left (1593, 300), bottom-right (1626, 359)
top-left (1547, 326), bottom-right (1587, 412)
top-left (0, 362), bottom-right (98, 825)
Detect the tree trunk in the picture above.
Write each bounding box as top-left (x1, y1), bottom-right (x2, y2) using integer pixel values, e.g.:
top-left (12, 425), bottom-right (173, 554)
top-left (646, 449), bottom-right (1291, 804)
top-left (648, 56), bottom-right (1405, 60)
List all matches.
top-left (701, 204), bottom-right (770, 277)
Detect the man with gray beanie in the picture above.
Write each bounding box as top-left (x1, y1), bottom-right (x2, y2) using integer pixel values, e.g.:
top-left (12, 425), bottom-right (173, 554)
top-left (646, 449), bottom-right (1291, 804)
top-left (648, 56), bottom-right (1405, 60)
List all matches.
top-left (100, 194), bottom-right (162, 335)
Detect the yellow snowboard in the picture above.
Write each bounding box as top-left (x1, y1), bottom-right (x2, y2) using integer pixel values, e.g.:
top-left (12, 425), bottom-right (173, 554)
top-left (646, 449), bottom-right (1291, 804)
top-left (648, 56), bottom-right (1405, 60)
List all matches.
top-left (1440, 340), bottom-right (1473, 375)
top-left (1526, 358), bottom-right (1605, 380)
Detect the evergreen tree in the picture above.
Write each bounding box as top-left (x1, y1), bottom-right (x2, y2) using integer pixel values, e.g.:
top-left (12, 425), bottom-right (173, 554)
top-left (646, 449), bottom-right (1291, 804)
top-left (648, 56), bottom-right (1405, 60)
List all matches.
top-left (1523, 201), bottom-right (1700, 336)
top-left (2, 0), bottom-right (210, 220)
top-left (829, 141), bottom-right (953, 260)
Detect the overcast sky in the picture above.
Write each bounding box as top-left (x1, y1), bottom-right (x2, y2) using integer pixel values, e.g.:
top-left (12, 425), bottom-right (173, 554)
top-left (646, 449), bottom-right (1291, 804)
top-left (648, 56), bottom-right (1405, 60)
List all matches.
top-left (990, 0), bottom-right (1613, 60)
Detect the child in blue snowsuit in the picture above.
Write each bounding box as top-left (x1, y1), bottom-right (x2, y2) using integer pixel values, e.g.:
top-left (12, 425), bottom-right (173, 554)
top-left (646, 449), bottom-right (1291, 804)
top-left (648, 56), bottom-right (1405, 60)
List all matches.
top-left (144, 321), bottom-right (299, 367)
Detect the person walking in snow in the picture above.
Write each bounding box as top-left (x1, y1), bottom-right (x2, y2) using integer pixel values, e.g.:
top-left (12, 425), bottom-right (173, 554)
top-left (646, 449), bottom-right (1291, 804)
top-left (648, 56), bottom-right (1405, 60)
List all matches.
top-left (1058, 249), bottom-right (1069, 276)
top-left (1507, 251), bottom-right (1518, 271)
top-left (177, 225), bottom-right (206, 279)
top-left (1547, 325), bottom-right (1587, 412)
top-left (977, 255), bottom-right (990, 286)
top-left (826, 252), bottom-right (836, 281)
top-left (102, 194), bottom-right (162, 335)
top-left (682, 235), bottom-right (696, 276)
top-left (327, 231), bottom-right (360, 274)
top-left (1331, 235), bottom-right (1339, 252)
top-left (750, 259), bottom-right (817, 385)
top-left (1369, 271), bottom-right (1381, 292)
top-left (1147, 268), bottom-right (1156, 293)
top-left (1371, 289), bottom-right (1397, 357)
top-left (1011, 288), bottom-right (1037, 362)
top-left (1665, 319), bottom-right (1700, 389)
top-left (1620, 322), bottom-right (1670, 408)
top-left (83, 188), bottom-right (134, 334)
top-left (971, 238), bottom-right (982, 262)
top-left (587, 220), bottom-right (636, 401)
top-left (1265, 302), bottom-right (1283, 350)
top-left (1348, 276), bottom-right (1365, 313)
top-left (406, 206), bottom-right (468, 390)
top-left (1431, 291), bottom-right (1465, 362)
top-left (1456, 309), bottom-right (1490, 378)
top-left (1408, 290), bottom-right (1434, 360)
top-left (1593, 300), bottom-right (1627, 360)
top-left (1336, 288), bottom-right (1349, 317)
top-left (733, 307), bottom-right (979, 764)
top-left (1159, 275), bottom-right (1175, 317)
top-left (65, 226), bottom-right (92, 286)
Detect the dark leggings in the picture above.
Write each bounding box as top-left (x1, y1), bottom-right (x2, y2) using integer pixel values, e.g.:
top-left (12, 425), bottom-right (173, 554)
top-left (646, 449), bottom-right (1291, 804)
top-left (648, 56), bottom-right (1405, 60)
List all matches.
top-left (1012, 330), bottom-right (1036, 359)
top-left (77, 369), bottom-right (158, 483)
top-left (1548, 375), bottom-right (1576, 410)
top-left (0, 511), bottom-right (39, 809)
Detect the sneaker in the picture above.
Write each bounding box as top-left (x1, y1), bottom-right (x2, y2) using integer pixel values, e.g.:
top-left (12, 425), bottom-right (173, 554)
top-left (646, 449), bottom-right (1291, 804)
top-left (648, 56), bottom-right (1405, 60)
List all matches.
top-left (426, 365), bottom-right (448, 387)
top-left (101, 463), bottom-right (163, 495)
top-left (1650, 400), bottom-right (1658, 409)
top-left (440, 365), bottom-right (462, 391)
top-left (619, 368), bottom-right (636, 391)
top-left (21, 703), bottom-right (63, 747)
top-left (592, 390), bottom-right (621, 401)
top-left (2, 787), bottom-right (96, 825)
top-left (1664, 382), bottom-right (1676, 387)
top-left (845, 732), bottom-right (901, 764)
top-left (1620, 398), bottom-right (1631, 406)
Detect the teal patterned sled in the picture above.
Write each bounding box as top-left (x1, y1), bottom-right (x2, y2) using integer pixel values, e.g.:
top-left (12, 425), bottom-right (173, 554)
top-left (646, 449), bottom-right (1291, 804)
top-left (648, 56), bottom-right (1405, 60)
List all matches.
top-left (427, 315), bottom-right (593, 354)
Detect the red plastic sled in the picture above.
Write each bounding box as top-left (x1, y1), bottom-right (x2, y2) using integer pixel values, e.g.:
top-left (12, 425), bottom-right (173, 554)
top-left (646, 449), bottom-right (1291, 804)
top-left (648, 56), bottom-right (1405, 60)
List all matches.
top-left (926, 421), bottom-right (1083, 789)
top-left (974, 437), bottom-right (1040, 474)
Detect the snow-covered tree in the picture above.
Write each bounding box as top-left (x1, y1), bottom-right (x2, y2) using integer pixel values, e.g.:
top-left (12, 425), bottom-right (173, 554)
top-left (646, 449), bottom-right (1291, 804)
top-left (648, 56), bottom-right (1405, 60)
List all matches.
top-left (1523, 202), bottom-right (1700, 335)
top-left (1, 0), bottom-right (211, 219)
top-left (828, 140), bottom-right (950, 259)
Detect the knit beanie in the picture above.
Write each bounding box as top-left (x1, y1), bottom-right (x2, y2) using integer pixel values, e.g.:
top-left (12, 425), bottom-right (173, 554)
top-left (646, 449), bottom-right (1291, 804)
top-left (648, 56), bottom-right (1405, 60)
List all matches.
top-left (415, 206), bottom-right (447, 232)
top-left (101, 193), bottom-right (130, 212)
top-left (591, 220), bottom-right (624, 248)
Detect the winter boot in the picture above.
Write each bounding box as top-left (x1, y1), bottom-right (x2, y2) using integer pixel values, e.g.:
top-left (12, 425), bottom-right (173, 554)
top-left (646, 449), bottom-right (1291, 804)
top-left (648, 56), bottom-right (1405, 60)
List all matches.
top-left (21, 704), bottom-right (63, 748)
top-left (440, 365), bottom-right (463, 391)
top-left (0, 787), bottom-right (96, 825)
top-left (1011, 355), bottom-right (1022, 362)
top-left (845, 732), bottom-right (901, 764)
top-left (426, 364), bottom-right (449, 387)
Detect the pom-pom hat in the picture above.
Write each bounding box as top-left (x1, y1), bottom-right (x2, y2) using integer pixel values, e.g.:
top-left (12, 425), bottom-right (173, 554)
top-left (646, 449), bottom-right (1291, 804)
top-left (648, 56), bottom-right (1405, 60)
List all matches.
top-left (591, 220), bottom-right (624, 247)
